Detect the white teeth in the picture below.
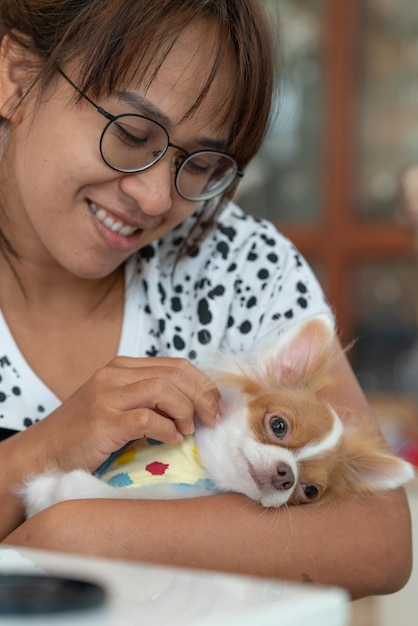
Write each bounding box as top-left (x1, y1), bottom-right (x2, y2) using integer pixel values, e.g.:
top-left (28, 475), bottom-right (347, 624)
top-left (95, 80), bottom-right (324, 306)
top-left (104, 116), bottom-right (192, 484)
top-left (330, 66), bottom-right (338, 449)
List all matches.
top-left (89, 202), bottom-right (138, 237)
top-left (96, 208), bottom-right (107, 221)
top-left (111, 221), bottom-right (124, 232)
top-left (119, 225), bottom-right (136, 236)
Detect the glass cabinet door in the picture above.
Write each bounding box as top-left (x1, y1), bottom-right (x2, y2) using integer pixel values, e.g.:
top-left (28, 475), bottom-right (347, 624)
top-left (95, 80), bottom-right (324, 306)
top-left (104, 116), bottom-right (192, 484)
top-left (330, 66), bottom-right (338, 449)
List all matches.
top-left (352, 259), bottom-right (418, 396)
top-left (356, 0), bottom-right (418, 220)
top-left (353, 0), bottom-right (418, 394)
top-left (237, 0), bottom-right (326, 223)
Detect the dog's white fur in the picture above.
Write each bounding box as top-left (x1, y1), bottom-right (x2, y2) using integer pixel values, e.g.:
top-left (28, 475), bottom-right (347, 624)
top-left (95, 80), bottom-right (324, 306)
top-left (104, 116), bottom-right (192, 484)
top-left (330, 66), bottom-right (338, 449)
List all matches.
top-left (20, 315), bottom-right (415, 517)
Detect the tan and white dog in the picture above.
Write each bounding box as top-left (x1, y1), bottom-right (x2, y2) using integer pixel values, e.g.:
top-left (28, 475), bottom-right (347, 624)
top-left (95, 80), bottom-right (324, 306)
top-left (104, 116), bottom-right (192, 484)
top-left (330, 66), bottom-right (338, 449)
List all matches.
top-left (21, 315), bottom-right (415, 517)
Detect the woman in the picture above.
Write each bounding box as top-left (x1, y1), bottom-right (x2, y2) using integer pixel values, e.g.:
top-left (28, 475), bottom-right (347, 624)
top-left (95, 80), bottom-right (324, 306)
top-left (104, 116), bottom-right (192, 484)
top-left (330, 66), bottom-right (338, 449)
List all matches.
top-left (0, 0), bottom-right (412, 600)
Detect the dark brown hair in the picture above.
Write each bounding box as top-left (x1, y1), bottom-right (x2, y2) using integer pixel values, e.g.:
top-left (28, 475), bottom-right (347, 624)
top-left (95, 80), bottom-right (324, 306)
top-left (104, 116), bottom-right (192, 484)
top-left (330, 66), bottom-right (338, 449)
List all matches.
top-left (0, 0), bottom-right (277, 252)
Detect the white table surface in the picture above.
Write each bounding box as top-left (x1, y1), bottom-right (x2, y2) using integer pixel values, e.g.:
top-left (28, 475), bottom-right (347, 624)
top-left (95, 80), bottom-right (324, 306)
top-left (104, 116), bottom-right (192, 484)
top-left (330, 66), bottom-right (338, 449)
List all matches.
top-left (0, 546), bottom-right (350, 626)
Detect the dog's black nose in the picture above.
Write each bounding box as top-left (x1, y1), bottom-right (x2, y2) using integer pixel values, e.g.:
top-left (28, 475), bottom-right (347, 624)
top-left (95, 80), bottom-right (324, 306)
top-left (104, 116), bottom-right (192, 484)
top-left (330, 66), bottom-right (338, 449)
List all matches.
top-left (273, 464), bottom-right (295, 491)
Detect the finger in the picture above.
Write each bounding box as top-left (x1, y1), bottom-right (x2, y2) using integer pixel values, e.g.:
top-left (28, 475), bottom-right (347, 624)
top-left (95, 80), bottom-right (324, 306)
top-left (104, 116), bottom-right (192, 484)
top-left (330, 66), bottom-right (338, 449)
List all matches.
top-left (99, 358), bottom-right (222, 427)
top-left (154, 364), bottom-right (221, 427)
top-left (115, 377), bottom-right (197, 436)
top-left (121, 407), bottom-right (186, 445)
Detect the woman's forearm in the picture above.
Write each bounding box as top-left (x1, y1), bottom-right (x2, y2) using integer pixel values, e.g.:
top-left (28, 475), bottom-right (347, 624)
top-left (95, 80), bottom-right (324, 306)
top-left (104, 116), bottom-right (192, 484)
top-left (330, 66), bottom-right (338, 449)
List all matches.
top-left (0, 434), bottom-right (33, 539)
top-left (0, 494), bottom-right (25, 539)
top-left (3, 486), bottom-right (412, 600)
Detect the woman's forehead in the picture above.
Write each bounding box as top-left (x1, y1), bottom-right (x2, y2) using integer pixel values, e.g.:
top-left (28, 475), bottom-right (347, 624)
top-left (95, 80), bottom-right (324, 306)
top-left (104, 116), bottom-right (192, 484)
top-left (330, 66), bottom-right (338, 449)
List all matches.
top-left (122, 21), bottom-right (236, 132)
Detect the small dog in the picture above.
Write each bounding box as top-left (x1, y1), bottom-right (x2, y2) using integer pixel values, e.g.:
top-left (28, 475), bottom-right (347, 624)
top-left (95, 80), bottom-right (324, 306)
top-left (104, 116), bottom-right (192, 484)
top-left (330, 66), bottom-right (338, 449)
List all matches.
top-left (21, 315), bottom-right (415, 517)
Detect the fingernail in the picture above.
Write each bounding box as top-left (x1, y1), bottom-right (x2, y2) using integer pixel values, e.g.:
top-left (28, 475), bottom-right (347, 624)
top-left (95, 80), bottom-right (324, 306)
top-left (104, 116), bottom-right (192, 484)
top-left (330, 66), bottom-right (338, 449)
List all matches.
top-left (218, 397), bottom-right (227, 414)
top-left (185, 422), bottom-right (195, 435)
top-left (215, 412), bottom-right (223, 425)
top-left (175, 432), bottom-right (184, 442)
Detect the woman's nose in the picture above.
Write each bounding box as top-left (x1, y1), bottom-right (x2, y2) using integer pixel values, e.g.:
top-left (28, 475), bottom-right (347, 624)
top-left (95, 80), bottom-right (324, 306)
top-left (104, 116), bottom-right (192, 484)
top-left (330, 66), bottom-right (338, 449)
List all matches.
top-left (119, 158), bottom-right (174, 216)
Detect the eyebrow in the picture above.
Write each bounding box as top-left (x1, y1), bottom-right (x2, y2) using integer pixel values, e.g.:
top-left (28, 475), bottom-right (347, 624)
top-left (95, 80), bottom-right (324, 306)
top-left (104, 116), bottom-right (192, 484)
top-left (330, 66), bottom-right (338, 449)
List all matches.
top-left (117, 90), bottom-right (230, 151)
top-left (118, 91), bottom-right (171, 125)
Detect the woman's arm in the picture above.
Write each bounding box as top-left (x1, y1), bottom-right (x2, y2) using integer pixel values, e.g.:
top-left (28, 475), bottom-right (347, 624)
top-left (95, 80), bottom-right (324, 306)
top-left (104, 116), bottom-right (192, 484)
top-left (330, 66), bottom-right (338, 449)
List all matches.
top-left (2, 487), bottom-right (411, 601)
top-left (0, 432), bottom-right (29, 537)
top-left (2, 343), bottom-right (413, 600)
top-left (0, 356), bottom-right (221, 539)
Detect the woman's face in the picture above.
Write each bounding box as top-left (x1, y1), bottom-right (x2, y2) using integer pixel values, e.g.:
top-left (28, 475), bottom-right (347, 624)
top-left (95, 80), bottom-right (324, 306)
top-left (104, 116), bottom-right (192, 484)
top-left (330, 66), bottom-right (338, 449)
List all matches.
top-left (1, 23), bottom-right (234, 279)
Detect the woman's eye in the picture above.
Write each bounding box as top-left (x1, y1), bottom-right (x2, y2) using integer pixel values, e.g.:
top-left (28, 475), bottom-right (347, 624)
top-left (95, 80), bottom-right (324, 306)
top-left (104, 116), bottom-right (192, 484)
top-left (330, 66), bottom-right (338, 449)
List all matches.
top-left (269, 415), bottom-right (288, 438)
top-left (113, 123), bottom-right (148, 147)
top-left (183, 158), bottom-right (211, 176)
top-left (302, 484), bottom-right (319, 500)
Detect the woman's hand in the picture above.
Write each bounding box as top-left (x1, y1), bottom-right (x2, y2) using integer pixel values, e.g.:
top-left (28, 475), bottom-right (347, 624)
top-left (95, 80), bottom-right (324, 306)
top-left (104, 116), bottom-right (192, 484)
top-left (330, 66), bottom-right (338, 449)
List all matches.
top-left (14, 356), bottom-right (223, 476)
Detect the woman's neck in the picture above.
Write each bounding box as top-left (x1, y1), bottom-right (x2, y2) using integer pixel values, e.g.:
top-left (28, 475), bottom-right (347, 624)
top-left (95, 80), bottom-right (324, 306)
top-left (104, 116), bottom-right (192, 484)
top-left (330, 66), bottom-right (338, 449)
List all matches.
top-left (0, 251), bottom-right (125, 316)
top-left (0, 254), bottom-right (126, 400)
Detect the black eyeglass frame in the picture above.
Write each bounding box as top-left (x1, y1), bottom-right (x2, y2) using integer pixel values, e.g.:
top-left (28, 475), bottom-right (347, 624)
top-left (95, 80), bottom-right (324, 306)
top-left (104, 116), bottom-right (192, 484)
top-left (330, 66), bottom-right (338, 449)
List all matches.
top-left (57, 68), bottom-right (244, 202)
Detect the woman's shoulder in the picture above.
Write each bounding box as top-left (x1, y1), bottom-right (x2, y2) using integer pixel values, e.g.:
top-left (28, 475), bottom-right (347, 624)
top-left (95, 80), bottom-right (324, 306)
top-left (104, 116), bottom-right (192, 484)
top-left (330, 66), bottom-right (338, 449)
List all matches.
top-left (185, 202), bottom-right (310, 289)
top-left (212, 201), bottom-right (292, 252)
top-left (176, 201), bottom-right (298, 270)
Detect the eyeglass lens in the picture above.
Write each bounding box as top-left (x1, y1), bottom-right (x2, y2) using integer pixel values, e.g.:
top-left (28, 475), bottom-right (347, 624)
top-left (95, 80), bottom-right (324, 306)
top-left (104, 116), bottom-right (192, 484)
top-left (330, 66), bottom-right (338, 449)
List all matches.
top-left (100, 115), bottom-right (238, 201)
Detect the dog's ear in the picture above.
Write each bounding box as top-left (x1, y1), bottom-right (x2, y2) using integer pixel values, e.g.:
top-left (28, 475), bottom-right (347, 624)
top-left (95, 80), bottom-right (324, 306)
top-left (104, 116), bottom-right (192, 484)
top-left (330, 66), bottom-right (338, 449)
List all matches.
top-left (339, 430), bottom-right (415, 495)
top-left (260, 315), bottom-right (336, 388)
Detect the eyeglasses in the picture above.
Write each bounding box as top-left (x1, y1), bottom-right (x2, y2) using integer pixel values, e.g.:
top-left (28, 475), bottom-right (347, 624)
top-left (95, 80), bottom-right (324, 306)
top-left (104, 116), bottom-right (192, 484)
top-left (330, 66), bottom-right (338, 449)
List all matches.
top-left (58, 69), bottom-right (244, 202)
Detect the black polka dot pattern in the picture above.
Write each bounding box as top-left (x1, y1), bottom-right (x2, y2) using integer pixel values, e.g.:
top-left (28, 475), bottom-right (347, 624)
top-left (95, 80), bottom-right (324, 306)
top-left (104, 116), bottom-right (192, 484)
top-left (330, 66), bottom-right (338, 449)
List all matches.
top-left (125, 202), bottom-right (332, 365)
top-left (0, 202), bottom-right (332, 432)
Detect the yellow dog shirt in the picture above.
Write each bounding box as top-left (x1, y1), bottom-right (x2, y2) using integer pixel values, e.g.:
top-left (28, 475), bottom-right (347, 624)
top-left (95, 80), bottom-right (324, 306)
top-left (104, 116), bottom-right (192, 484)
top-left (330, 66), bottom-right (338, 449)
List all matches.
top-left (95, 435), bottom-right (218, 495)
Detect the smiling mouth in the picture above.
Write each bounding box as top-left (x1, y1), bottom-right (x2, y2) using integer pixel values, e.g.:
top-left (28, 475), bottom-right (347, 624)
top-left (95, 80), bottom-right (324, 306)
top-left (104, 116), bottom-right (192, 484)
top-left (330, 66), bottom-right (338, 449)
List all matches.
top-left (89, 202), bottom-right (140, 237)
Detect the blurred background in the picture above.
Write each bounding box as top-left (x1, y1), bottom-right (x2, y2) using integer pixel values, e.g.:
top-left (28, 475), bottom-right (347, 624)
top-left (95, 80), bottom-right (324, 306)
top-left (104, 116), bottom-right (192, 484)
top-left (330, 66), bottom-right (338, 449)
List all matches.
top-left (238, 0), bottom-right (418, 464)
top-left (238, 2), bottom-right (418, 622)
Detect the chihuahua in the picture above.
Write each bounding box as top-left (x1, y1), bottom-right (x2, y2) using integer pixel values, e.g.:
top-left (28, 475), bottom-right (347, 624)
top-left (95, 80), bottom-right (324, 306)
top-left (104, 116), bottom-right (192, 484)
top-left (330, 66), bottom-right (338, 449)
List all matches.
top-left (21, 315), bottom-right (415, 517)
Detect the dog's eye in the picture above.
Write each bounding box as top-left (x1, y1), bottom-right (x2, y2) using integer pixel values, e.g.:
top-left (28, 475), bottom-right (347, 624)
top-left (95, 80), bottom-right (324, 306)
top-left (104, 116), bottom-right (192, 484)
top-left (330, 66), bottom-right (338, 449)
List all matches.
top-left (269, 415), bottom-right (288, 438)
top-left (302, 484), bottom-right (319, 500)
